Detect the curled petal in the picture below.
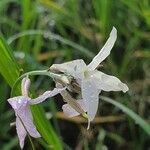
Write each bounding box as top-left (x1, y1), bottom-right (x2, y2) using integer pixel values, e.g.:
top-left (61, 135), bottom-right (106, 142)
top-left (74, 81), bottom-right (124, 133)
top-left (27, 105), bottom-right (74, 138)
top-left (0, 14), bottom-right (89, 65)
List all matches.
top-left (21, 77), bottom-right (30, 96)
top-left (61, 90), bottom-right (85, 114)
top-left (56, 82), bottom-right (85, 114)
top-left (81, 79), bottom-right (100, 129)
top-left (29, 87), bottom-right (66, 105)
top-left (91, 70), bottom-right (129, 93)
top-left (50, 59), bottom-right (86, 81)
top-left (62, 100), bottom-right (87, 117)
top-left (88, 27), bottom-right (117, 70)
top-left (16, 117), bottom-right (27, 149)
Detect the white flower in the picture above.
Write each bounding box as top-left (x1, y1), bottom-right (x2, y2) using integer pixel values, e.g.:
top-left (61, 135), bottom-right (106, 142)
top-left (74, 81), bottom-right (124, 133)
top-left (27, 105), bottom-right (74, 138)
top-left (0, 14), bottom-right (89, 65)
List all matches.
top-left (8, 77), bottom-right (65, 149)
top-left (50, 27), bottom-right (129, 129)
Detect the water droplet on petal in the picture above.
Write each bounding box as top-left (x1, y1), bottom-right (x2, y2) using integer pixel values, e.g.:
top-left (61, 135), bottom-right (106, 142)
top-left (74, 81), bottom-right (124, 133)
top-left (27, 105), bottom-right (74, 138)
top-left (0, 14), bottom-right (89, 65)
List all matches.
top-left (18, 99), bottom-right (22, 104)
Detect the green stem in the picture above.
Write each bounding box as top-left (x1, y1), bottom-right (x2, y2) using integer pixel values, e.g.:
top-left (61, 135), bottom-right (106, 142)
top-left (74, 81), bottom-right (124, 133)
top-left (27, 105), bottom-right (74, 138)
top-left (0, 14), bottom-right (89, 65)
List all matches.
top-left (11, 69), bottom-right (62, 97)
top-left (27, 133), bottom-right (36, 150)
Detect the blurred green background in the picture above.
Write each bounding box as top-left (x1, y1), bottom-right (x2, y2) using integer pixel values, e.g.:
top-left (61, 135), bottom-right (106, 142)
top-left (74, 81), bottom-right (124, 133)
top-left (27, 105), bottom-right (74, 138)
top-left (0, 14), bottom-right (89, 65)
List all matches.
top-left (0, 0), bottom-right (150, 149)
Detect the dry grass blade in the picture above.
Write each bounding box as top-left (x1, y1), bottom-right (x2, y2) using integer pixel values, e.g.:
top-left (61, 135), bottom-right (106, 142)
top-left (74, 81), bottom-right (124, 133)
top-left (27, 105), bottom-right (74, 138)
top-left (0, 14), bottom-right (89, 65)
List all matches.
top-left (55, 112), bottom-right (124, 124)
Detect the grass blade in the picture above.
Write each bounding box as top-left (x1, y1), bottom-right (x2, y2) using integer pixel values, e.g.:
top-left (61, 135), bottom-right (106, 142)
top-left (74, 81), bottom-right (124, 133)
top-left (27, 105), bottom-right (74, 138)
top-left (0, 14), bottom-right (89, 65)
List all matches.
top-left (7, 30), bottom-right (94, 58)
top-left (100, 96), bottom-right (150, 136)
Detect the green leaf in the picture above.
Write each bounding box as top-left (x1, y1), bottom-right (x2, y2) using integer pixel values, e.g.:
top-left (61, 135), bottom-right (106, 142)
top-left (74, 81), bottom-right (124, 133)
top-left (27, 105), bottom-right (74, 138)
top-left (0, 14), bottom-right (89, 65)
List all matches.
top-left (0, 36), bottom-right (63, 149)
top-left (0, 37), bottom-right (20, 86)
top-left (100, 96), bottom-right (150, 136)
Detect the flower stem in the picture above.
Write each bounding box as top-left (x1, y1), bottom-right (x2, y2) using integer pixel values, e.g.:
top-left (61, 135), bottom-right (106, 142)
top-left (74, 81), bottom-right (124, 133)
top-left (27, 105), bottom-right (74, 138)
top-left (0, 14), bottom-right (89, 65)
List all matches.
top-left (27, 133), bottom-right (36, 150)
top-left (11, 69), bottom-right (62, 97)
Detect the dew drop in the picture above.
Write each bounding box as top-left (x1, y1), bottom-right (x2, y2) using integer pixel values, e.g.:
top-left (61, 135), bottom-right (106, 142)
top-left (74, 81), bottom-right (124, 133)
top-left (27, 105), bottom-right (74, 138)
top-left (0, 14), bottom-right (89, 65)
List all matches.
top-left (18, 99), bottom-right (22, 104)
top-left (91, 75), bottom-right (94, 78)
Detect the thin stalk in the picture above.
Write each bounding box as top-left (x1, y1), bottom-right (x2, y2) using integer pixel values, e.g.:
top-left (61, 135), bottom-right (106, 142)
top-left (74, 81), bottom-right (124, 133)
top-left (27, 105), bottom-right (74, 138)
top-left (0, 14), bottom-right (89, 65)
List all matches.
top-left (11, 70), bottom-right (62, 97)
top-left (27, 133), bottom-right (36, 150)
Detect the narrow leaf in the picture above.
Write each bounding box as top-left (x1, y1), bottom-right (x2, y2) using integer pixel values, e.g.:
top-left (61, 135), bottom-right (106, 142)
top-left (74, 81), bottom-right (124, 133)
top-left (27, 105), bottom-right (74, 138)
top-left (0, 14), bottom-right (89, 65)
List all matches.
top-left (100, 96), bottom-right (150, 136)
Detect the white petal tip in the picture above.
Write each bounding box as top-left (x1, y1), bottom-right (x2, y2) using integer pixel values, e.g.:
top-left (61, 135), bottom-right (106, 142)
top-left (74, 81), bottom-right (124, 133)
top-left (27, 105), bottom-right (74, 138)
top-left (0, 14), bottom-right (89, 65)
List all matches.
top-left (20, 145), bottom-right (24, 149)
top-left (7, 98), bottom-right (11, 103)
top-left (111, 27), bottom-right (117, 37)
top-left (19, 140), bottom-right (25, 149)
top-left (21, 147), bottom-right (23, 149)
top-left (119, 83), bottom-right (129, 93)
top-left (32, 130), bottom-right (41, 138)
top-left (35, 133), bottom-right (41, 138)
top-left (87, 121), bottom-right (90, 130)
top-left (62, 104), bottom-right (80, 118)
top-left (112, 26), bottom-right (117, 31)
top-left (123, 86), bottom-right (129, 93)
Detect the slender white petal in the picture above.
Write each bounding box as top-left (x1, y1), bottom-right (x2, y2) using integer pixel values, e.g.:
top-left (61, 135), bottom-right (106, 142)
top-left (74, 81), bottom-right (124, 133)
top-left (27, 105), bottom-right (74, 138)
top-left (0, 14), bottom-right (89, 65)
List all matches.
top-left (16, 117), bottom-right (27, 149)
top-left (29, 87), bottom-right (66, 105)
top-left (50, 59), bottom-right (86, 80)
top-left (87, 27), bottom-right (117, 70)
top-left (21, 77), bottom-right (30, 96)
top-left (81, 79), bottom-right (100, 128)
top-left (91, 70), bottom-right (129, 92)
top-left (62, 100), bottom-right (87, 117)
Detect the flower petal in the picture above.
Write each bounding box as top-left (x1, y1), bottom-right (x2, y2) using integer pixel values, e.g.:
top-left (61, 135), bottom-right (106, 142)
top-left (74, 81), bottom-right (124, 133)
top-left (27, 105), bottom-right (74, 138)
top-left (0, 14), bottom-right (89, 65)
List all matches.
top-left (29, 87), bottom-right (66, 105)
top-left (61, 90), bottom-right (85, 113)
top-left (16, 117), bottom-right (27, 149)
top-left (17, 105), bottom-right (41, 138)
top-left (91, 70), bottom-right (129, 93)
top-left (87, 27), bottom-right (117, 70)
top-left (81, 79), bottom-right (100, 128)
top-left (56, 82), bottom-right (85, 114)
top-left (21, 77), bottom-right (30, 96)
top-left (50, 59), bottom-right (86, 81)
top-left (8, 96), bottom-right (41, 138)
top-left (7, 96), bottom-right (29, 110)
top-left (62, 100), bottom-right (87, 117)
